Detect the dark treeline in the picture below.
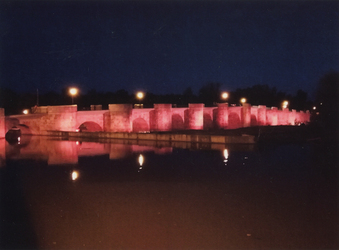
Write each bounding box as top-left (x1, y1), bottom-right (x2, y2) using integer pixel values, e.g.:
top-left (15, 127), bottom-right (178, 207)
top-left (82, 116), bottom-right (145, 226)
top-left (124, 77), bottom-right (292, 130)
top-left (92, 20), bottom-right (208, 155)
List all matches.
top-left (1, 71), bottom-right (338, 130)
top-left (0, 84), bottom-right (311, 115)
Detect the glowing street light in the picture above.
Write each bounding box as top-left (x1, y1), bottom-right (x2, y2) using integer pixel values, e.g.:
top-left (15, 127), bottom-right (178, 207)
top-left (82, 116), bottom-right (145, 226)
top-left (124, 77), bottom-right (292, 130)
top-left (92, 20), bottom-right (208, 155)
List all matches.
top-left (282, 100), bottom-right (289, 109)
top-left (240, 98), bottom-right (247, 104)
top-left (221, 92), bottom-right (229, 100)
top-left (23, 109), bottom-right (29, 115)
top-left (136, 91), bottom-right (144, 100)
top-left (69, 87), bottom-right (78, 104)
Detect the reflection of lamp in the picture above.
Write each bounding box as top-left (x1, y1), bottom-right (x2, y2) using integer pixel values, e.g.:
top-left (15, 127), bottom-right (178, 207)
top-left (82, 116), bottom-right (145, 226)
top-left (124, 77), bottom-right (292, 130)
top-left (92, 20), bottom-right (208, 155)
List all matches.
top-left (71, 170), bottom-right (79, 181)
top-left (240, 98), bottom-right (246, 105)
top-left (138, 154), bottom-right (144, 166)
top-left (223, 149), bottom-right (229, 163)
top-left (69, 87), bottom-right (78, 104)
top-left (138, 154), bottom-right (144, 171)
top-left (221, 92), bottom-right (229, 100)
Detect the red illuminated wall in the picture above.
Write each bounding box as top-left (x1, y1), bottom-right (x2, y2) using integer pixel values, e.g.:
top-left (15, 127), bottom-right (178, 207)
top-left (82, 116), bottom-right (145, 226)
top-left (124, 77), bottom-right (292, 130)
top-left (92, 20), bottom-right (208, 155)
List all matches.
top-left (4, 103), bottom-right (311, 135)
top-left (108, 104), bottom-right (133, 132)
top-left (188, 104), bottom-right (204, 130)
top-left (0, 108), bottom-right (5, 138)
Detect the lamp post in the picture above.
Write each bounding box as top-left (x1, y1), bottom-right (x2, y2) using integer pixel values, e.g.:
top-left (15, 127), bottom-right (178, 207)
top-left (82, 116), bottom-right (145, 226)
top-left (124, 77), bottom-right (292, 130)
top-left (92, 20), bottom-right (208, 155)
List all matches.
top-left (136, 91), bottom-right (144, 108)
top-left (69, 87), bottom-right (78, 104)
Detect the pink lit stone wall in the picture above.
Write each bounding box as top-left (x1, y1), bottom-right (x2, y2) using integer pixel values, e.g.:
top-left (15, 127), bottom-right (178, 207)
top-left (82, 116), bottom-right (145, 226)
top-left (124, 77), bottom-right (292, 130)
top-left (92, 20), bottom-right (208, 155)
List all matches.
top-left (203, 107), bottom-right (215, 130)
top-left (227, 106), bottom-right (242, 129)
top-left (76, 110), bottom-right (107, 131)
top-left (241, 103), bottom-right (251, 127)
top-left (153, 104), bottom-right (172, 131)
top-left (188, 104), bottom-right (204, 130)
top-left (172, 108), bottom-right (186, 130)
top-left (108, 104), bottom-right (133, 132)
top-left (4, 103), bottom-right (311, 136)
top-left (132, 108), bottom-right (152, 132)
top-left (216, 103), bottom-right (228, 129)
top-left (257, 105), bottom-right (267, 126)
top-left (267, 107), bottom-right (278, 126)
top-left (0, 108), bottom-right (5, 138)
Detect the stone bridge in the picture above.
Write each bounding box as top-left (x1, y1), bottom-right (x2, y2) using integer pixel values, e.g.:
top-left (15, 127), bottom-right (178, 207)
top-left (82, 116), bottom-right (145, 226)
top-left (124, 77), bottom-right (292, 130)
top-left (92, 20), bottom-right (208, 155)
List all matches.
top-left (0, 103), bottom-right (310, 137)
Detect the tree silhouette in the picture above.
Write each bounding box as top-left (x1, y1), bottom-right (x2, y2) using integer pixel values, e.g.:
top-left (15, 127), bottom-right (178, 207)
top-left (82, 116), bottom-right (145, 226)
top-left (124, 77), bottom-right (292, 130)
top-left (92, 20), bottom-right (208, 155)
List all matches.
top-left (315, 71), bottom-right (339, 129)
top-left (198, 82), bottom-right (221, 106)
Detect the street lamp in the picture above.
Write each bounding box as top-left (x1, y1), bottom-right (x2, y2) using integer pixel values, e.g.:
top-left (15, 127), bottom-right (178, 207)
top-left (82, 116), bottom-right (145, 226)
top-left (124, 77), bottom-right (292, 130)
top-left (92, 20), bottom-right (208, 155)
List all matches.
top-left (136, 91), bottom-right (144, 100)
top-left (135, 91), bottom-right (144, 108)
top-left (240, 98), bottom-right (247, 105)
top-left (69, 87), bottom-right (78, 104)
top-left (221, 92), bottom-right (229, 100)
top-left (282, 100), bottom-right (288, 109)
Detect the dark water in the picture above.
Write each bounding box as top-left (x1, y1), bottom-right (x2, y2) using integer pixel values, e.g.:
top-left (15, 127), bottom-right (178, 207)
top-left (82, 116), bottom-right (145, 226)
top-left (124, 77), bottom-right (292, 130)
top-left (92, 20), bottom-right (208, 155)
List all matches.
top-left (0, 136), bottom-right (338, 249)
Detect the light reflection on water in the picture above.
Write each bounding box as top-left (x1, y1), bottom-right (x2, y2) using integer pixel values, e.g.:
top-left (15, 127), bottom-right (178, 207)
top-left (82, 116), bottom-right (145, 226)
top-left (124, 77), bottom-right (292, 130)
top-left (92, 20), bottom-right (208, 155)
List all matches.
top-left (0, 136), bottom-right (337, 249)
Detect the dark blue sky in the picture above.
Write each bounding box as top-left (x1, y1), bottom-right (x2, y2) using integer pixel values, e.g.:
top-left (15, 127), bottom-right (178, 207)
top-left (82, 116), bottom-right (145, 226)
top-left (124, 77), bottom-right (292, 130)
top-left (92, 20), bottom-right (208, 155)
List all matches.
top-left (1, 0), bottom-right (338, 97)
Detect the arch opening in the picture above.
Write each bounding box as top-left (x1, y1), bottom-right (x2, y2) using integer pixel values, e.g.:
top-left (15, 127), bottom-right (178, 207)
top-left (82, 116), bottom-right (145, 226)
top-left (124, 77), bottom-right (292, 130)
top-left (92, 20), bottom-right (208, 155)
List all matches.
top-left (78, 122), bottom-right (103, 132)
top-left (133, 118), bottom-right (149, 132)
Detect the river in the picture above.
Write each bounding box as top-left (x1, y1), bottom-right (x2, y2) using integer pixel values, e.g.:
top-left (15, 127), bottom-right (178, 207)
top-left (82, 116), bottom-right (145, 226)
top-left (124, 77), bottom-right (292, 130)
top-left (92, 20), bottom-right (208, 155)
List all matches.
top-left (0, 136), bottom-right (337, 249)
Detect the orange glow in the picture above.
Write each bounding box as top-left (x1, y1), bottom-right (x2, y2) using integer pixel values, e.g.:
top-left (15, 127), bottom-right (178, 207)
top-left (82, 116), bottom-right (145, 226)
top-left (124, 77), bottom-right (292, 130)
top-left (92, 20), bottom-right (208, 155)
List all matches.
top-left (136, 91), bottom-right (144, 100)
top-left (23, 109), bottom-right (29, 115)
top-left (313, 106), bottom-right (316, 110)
top-left (221, 92), bottom-right (229, 100)
top-left (240, 98), bottom-right (246, 104)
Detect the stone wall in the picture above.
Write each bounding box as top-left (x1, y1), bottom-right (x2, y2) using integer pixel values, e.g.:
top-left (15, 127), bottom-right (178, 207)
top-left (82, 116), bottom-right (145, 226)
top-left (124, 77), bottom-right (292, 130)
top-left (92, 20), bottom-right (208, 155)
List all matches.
top-left (5, 103), bottom-right (311, 135)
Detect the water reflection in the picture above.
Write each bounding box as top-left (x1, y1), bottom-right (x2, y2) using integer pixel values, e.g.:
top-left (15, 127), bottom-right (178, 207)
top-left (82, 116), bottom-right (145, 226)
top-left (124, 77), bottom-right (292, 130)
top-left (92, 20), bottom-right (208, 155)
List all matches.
top-left (71, 170), bottom-right (80, 181)
top-left (138, 154), bottom-right (144, 172)
top-left (1, 136), bottom-right (337, 249)
top-left (223, 149), bottom-right (229, 165)
top-left (3, 136), bottom-right (254, 166)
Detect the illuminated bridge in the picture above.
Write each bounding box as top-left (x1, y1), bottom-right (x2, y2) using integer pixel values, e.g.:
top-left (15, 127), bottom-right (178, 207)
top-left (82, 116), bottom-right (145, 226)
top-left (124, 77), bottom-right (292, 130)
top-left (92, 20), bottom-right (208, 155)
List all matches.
top-left (0, 103), bottom-right (310, 137)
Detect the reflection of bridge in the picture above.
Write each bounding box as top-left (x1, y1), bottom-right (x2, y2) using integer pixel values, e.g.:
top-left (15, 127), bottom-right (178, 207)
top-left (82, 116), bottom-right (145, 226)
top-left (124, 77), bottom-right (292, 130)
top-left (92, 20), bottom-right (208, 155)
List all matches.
top-left (2, 136), bottom-right (253, 166)
top-left (0, 103), bottom-right (310, 137)
top-left (3, 136), bottom-right (174, 165)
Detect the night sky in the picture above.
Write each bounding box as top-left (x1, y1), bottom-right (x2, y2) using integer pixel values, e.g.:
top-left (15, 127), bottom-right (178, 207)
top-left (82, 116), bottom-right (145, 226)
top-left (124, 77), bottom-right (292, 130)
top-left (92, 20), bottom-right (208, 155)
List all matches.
top-left (1, 0), bottom-right (338, 97)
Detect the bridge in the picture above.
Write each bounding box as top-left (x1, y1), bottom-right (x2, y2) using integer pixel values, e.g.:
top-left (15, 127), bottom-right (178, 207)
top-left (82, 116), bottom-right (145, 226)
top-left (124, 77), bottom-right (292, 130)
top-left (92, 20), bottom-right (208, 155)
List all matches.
top-left (0, 103), bottom-right (310, 138)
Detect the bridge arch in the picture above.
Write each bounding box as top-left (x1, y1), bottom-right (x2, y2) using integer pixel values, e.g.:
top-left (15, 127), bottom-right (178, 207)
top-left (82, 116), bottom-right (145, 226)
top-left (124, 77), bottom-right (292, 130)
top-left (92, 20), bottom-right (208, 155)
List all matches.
top-left (78, 121), bottom-right (103, 132)
top-left (133, 118), bottom-right (149, 132)
top-left (172, 114), bottom-right (184, 130)
top-left (228, 112), bottom-right (241, 129)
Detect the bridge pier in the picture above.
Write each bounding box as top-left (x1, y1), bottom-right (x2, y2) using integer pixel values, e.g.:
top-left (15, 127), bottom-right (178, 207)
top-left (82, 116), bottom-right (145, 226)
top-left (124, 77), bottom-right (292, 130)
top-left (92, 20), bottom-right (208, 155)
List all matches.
top-left (216, 103), bottom-right (228, 129)
top-left (257, 105), bottom-right (267, 126)
top-left (153, 104), bottom-right (172, 131)
top-left (241, 103), bottom-right (251, 127)
top-left (188, 104), bottom-right (204, 130)
top-left (108, 104), bottom-right (133, 132)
